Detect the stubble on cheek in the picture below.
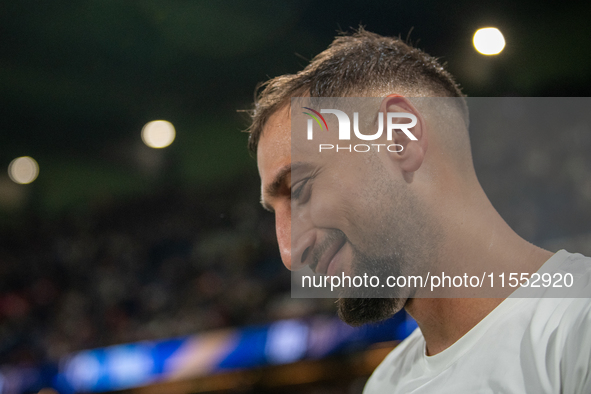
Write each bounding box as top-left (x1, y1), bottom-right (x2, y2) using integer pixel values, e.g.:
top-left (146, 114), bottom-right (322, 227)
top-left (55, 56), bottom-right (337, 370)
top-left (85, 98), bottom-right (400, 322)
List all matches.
top-left (332, 171), bottom-right (438, 326)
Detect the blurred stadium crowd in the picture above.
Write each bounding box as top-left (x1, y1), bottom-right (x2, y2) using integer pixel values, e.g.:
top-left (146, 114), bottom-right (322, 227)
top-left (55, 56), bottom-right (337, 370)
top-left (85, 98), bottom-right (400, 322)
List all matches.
top-left (0, 180), bottom-right (328, 367)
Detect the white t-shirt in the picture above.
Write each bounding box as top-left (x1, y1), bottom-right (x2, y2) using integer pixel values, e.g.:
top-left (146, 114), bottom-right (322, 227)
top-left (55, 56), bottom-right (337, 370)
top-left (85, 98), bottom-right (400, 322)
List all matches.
top-left (364, 250), bottom-right (591, 394)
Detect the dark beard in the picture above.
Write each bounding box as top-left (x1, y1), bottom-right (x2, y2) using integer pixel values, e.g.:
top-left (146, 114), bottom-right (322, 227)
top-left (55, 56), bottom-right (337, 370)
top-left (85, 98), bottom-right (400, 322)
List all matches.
top-left (335, 243), bottom-right (411, 327)
top-left (337, 297), bottom-right (405, 327)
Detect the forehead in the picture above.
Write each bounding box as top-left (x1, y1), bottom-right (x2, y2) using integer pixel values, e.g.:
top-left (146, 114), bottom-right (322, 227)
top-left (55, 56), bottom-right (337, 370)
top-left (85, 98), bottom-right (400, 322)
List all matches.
top-left (257, 107), bottom-right (291, 184)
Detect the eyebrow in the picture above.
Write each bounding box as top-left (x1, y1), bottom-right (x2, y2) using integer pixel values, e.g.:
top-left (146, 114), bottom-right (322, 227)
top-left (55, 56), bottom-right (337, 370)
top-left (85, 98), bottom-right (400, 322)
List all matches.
top-left (260, 162), bottom-right (309, 213)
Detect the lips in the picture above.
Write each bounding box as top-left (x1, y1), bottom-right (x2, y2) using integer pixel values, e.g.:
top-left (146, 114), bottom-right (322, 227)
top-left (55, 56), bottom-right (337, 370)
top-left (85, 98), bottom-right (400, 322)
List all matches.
top-left (313, 236), bottom-right (346, 275)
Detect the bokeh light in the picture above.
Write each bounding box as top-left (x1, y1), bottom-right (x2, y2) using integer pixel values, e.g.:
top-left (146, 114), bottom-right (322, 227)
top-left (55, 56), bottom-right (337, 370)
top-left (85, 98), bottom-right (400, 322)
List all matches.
top-left (8, 156), bottom-right (39, 184)
top-left (473, 27), bottom-right (505, 55)
top-left (141, 120), bottom-right (176, 149)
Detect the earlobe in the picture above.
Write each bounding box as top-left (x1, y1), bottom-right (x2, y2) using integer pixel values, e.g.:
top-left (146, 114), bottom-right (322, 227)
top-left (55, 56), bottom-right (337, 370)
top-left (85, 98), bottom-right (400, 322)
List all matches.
top-left (379, 95), bottom-right (428, 174)
top-left (398, 142), bottom-right (425, 172)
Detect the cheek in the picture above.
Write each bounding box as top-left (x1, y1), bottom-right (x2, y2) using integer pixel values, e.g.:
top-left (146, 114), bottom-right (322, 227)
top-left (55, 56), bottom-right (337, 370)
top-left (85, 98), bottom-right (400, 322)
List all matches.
top-left (315, 177), bottom-right (388, 245)
top-left (307, 180), bottom-right (363, 233)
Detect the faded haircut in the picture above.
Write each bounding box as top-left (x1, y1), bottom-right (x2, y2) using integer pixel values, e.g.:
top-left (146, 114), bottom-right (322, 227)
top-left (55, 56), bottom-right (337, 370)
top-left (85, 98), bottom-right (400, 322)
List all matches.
top-left (247, 27), bottom-right (466, 153)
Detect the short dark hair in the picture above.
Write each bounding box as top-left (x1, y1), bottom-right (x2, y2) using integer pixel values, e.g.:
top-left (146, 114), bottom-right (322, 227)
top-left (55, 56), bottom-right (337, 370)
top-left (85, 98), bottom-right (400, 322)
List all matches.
top-left (247, 28), bottom-right (465, 153)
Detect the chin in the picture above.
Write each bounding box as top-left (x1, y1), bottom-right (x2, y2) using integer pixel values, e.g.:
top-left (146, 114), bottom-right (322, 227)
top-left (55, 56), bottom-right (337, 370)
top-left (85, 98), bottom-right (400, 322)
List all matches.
top-left (336, 297), bottom-right (406, 327)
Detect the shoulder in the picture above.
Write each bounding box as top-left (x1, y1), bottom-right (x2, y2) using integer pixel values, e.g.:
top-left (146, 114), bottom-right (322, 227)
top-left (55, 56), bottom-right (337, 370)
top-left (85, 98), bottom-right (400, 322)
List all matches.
top-left (519, 251), bottom-right (591, 393)
top-left (558, 297), bottom-right (591, 393)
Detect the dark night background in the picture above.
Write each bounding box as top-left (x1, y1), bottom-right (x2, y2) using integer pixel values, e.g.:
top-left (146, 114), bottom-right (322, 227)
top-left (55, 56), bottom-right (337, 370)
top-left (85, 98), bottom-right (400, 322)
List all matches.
top-left (0, 1), bottom-right (590, 393)
top-left (1, 0), bottom-right (590, 217)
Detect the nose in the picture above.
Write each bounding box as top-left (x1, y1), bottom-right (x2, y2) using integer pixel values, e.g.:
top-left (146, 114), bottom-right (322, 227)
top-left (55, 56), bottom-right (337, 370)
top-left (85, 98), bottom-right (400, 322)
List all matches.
top-left (275, 201), bottom-right (316, 271)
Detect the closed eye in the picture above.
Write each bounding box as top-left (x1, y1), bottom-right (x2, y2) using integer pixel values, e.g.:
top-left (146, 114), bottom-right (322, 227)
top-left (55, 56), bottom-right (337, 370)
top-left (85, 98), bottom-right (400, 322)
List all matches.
top-left (292, 173), bottom-right (317, 204)
top-left (291, 179), bottom-right (309, 200)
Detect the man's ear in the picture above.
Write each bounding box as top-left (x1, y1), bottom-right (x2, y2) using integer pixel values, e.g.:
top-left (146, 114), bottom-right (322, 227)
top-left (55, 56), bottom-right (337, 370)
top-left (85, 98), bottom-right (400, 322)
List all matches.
top-left (379, 94), bottom-right (428, 173)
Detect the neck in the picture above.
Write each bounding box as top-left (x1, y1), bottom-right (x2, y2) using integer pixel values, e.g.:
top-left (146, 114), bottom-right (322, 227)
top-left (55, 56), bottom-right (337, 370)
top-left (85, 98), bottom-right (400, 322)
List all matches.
top-left (406, 177), bottom-right (553, 356)
top-left (405, 298), bottom-right (503, 355)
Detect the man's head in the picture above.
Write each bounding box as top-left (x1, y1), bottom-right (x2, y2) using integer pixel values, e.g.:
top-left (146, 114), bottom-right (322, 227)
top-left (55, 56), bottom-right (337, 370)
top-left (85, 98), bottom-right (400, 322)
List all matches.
top-left (250, 29), bottom-right (474, 326)
top-left (248, 28), bottom-right (465, 153)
